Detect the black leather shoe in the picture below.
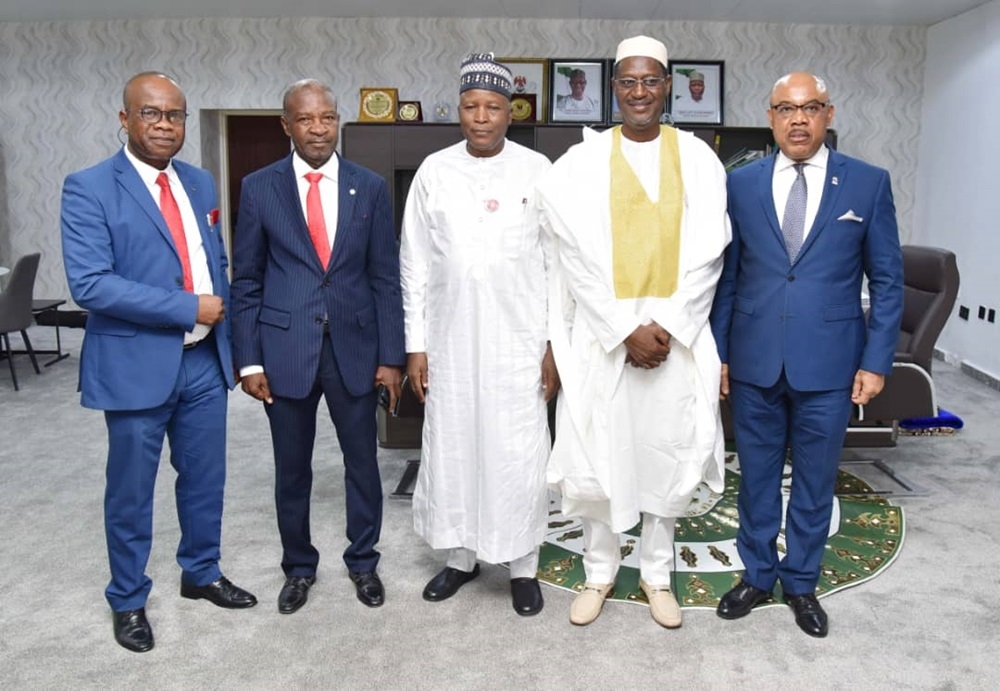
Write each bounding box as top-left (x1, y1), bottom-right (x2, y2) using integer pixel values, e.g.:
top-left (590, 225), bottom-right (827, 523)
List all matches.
top-left (510, 577), bottom-right (544, 616)
top-left (349, 571), bottom-right (385, 608)
top-left (785, 593), bottom-right (829, 638)
top-left (278, 576), bottom-right (315, 614)
top-left (180, 576), bottom-right (257, 609)
top-left (716, 579), bottom-right (772, 620)
top-left (422, 564), bottom-right (481, 602)
top-left (113, 608), bottom-right (154, 653)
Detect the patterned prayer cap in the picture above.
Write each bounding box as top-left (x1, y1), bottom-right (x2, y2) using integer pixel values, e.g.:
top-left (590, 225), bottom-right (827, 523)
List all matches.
top-left (688, 71), bottom-right (705, 82)
top-left (459, 52), bottom-right (512, 99)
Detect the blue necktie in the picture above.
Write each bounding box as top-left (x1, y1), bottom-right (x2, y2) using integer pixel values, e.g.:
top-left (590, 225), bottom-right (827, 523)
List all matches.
top-left (782, 163), bottom-right (807, 262)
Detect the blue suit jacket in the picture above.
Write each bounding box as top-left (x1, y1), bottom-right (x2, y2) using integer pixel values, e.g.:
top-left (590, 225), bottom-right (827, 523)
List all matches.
top-left (61, 149), bottom-right (234, 411)
top-left (230, 154), bottom-right (404, 398)
top-left (710, 150), bottom-right (904, 391)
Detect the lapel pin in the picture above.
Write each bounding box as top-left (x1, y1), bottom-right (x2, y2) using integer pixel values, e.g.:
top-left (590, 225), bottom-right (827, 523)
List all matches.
top-left (349, 188), bottom-right (356, 195)
top-left (831, 176), bottom-right (839, 186)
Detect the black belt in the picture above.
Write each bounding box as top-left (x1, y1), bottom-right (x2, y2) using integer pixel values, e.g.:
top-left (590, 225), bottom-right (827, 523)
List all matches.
top-left (183, 331), bottom-right (214, 350)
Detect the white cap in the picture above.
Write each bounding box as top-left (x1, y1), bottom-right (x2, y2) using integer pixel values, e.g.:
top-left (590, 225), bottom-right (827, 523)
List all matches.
top-left (615, 35), bottom-right (668, 68)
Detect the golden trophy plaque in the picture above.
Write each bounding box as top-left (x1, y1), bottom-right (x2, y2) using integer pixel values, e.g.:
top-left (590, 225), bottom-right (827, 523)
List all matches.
top-left (510, 94), bottom-right (537, 123)
top-left (397, 101), bottom-right (423, 122)
top-left (359, 88), bottom-right (398, 122)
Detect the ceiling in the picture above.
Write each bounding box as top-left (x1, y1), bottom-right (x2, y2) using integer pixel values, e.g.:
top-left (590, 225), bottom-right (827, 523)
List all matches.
top-left (0, 0), bottom-right (991, 26)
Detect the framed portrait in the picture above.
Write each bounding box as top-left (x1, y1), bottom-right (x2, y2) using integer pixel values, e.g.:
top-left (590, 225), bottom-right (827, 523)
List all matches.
top-left (667, 60), bottom-right (724, 126)
top-left (548, 59), bottom-right (606, 125)
top-left (496, 58), bottom-right (549, 123)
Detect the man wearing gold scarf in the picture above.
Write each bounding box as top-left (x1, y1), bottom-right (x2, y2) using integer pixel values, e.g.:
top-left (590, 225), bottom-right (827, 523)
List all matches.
top-left (538, 35), bottom-right (731, 629)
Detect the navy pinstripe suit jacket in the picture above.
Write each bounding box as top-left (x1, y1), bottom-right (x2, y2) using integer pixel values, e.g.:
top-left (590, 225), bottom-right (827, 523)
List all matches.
top-left (231, 153), bottom-right (405, 399)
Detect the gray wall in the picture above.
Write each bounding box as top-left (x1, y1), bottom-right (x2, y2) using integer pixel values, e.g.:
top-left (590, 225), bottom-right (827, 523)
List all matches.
top-left (0, 17), bottom-right (925, 299)
top-left (914, 0), bottom-right (1000, 379)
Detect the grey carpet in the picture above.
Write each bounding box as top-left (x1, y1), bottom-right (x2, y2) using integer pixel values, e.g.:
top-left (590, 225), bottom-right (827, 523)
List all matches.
top-left (1, 327), bottom-right (998, 690)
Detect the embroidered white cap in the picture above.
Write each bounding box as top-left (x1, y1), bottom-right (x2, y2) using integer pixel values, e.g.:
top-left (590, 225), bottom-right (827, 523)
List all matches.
top-left (614, 35), bottom-right (668, 68)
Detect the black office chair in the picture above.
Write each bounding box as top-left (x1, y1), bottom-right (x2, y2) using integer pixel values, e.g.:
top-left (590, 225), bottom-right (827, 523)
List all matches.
top-left (845, 245), bottom-right (960, 447)
top-left (0, 253), bottom-right (42, 390)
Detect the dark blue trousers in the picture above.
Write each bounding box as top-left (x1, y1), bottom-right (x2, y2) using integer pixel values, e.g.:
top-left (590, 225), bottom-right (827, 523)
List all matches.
top-left (103, 340), bottom-right (227, 612)
top-left (729, 371), bottom-right (853, 596)
top-left (265, 333), bottom-right (382, 578)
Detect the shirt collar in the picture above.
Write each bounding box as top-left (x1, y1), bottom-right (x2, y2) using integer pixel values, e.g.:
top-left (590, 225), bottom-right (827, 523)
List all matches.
top-left (775, 145), bottom-right (829, 173)
top-left (292, 151), bottom-right (339, 182)
top-left (123, 145), bottom-right (177, 185)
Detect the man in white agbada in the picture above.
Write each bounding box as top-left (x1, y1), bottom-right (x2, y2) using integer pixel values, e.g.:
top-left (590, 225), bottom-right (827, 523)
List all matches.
top-left (400, 52), bottom-right (558, 616)
top-left (537, 35), bottom-right (730, 628)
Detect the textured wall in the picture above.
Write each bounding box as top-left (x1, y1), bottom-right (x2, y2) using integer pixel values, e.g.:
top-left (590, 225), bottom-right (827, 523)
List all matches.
top-left (0, 17), bottom-right (925, 298)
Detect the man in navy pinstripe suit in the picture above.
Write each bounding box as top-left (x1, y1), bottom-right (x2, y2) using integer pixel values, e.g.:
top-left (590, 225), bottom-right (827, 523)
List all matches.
top-left (231, 79), bottom-right (405, 614)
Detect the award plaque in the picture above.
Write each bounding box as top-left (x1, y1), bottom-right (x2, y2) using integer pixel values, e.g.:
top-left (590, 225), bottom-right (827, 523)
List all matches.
top-left (510, 94), bottom-right (537, 123)
top-left (359, 88), bottom-right (398, 122)
top-left (397, 101), bottom-right (423, 122)
top-left (433, 101), bottom-right (452, 122)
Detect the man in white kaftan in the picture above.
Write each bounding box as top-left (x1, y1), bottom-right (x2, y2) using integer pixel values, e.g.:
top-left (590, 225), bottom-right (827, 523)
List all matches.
top-left (537, 35), bottom-right (730, 628)
top-left (400, 53), bottom-right (558, 617)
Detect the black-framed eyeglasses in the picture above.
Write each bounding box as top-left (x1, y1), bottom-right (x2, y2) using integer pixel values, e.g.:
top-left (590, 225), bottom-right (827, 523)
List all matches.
top-left (613, 76), bottom-right (667, 90)
top-left (131, 107), bottom-right (189, 125)
top-left (770, 101), bottom-right (830, 118)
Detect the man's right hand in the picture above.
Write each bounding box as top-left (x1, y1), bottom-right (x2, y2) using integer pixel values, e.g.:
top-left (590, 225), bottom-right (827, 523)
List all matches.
top-left (196, 295), bottom-right (225, 325)
top-left (623, 323), bottom-right (671, 369)
top-left (720, 363), bottom-right (730, 399)
top-left (241, 372), bottom-right (273, 405)
top-left (406, 352), bottom-right (429, 403)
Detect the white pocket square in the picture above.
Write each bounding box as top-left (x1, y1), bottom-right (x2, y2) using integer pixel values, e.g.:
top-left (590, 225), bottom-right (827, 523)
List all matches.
top-left (837, 210), bottom-right (864, 223)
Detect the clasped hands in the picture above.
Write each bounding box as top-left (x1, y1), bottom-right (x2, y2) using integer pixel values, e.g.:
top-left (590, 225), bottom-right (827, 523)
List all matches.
top-left (624, 322), bottom-right (672, 369)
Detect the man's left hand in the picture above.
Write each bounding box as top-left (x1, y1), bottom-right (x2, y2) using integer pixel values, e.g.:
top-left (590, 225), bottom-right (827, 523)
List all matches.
top-left (851, 369), bottom-right (885, 405)
top-left (375, 365), bottom-right (404, 412)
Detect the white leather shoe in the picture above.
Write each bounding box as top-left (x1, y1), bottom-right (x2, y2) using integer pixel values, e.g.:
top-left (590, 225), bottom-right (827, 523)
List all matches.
top-left (640, 578), bottom-right (682, 629)
top-left (569, 582), bottom-right (614, 626)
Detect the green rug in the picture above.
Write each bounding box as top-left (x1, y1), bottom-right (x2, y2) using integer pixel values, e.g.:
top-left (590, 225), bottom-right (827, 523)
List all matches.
top-left (538, 453), bottom-right (904, 609)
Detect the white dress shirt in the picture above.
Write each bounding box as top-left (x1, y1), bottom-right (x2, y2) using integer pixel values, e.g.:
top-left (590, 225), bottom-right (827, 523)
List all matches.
top-left (772, 145), bottom-right (829, 242)
top-left (124, 146), bottom-right (212, 344)
top-left (292, 151), bottom-right (340, 254)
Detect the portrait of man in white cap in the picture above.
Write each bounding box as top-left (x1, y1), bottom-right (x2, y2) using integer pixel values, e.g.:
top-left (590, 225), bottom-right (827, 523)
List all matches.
top-left (670, 62), bottom-right (724, 124)
top-left (537, 35), bottom-right (730, 630)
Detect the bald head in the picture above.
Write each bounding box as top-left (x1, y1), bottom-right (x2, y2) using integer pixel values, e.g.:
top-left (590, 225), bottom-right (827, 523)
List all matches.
top-left (122, 71), bottom-right (184, 111)
top-left (282, 79), bottom-right (337, 115)
top-left (770, 72), bottom-right (828, 103)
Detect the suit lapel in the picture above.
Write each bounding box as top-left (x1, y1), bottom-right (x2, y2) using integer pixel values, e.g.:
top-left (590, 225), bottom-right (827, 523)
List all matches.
top-left (331, 157), bottom-right (357, 271)
top-left (755, 155), bottom-right (787, 253)
top-left (113, 150), bottom-right (177, 254)
top-left (174, 163), bottom-right (216, 273)
top-left (275, 155), bottom-right (328, 273)
top-left (796, 150), bottom-right (848, 263)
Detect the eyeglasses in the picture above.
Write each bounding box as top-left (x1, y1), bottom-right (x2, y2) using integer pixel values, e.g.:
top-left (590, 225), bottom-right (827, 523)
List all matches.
top-left (131, 107), bottom-right (189, 125)
top-left (770, 101), bottom-right (830, 118)
top-left (613, 76), bottom-right (667, 90)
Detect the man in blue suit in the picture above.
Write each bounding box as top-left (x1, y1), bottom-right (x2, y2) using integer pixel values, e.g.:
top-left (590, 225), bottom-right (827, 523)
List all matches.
top-left (231, 79), bottom-right (404, 614)
top-left (61, 72), bottom-right (257, 654)
top-left (710, 72), bottom-right (903, 637)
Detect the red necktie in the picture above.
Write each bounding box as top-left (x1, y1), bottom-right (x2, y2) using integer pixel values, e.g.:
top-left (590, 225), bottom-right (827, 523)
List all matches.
top-left (305, 172), bottom-right (331, 269)
top-left (156, 172), bottom-right (193, 292)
